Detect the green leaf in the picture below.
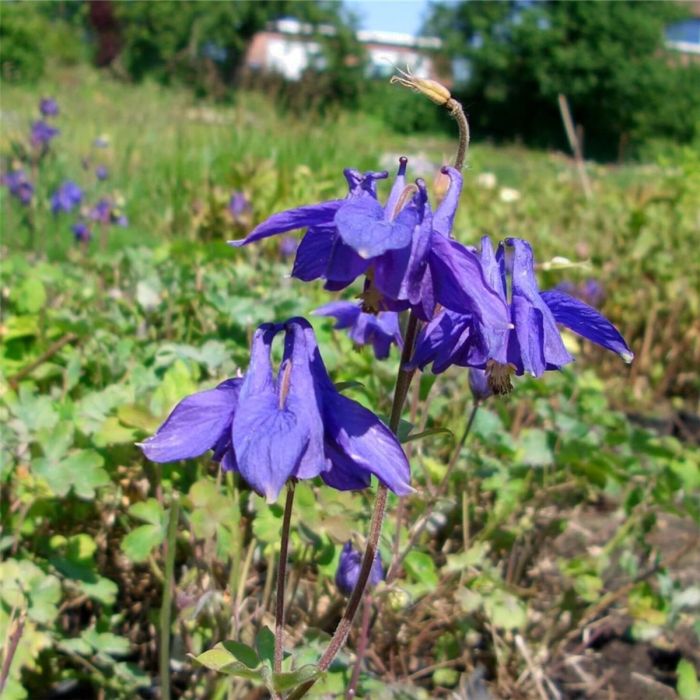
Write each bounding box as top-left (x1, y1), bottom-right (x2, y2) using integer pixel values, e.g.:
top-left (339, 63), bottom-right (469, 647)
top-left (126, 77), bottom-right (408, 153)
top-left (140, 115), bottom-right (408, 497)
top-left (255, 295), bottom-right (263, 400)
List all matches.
top-left (93, 416), bottom-right (137, 446)
top-left (484, 591), bottom-right (527, 631)
top-left (79, 576), bottom-right (119, 605)
top-left (255, 626), bottom-right (275, 665)
top-left (220, 640), bottom-right (259, 669)
top-left (32, 449), bottom-right (109, 500)
top-left (403, 551), bottom-right (439, 588)
top-left (677, 659), bottom-right (700, 700)
top-left (273, 664), bottom-right (322, 692)
top-left (128, 498), bottom-right (165, 526)
top-left (191, 645), bottom-right (263, 679)
top-left (16, 278), bottom-right (47, 314)
top-left (82, 629), bottom-right (131, 656)
top-left (117, 404), bottom-right (161, 433)
top-left (121, 524), bottom-right (165, 562)
top-left (517, 428), bottom-right (554, 467)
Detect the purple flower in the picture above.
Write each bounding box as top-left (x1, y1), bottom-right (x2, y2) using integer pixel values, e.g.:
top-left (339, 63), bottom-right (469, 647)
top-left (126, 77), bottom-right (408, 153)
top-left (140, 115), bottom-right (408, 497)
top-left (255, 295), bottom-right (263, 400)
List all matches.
top-left (139, 317), bottom-right (412, 502)
top-left (95, 165), bottom-right (108, 181)
top-left (31, 120), bottom-right (60, 148)
top-left (89, 198), bottom-right (127, 226)
top-left (39, 98), bottom-right (59, 117)
top-left (314, 300), bottom-right (402, 360)
top-left (555, 279), bottom-right (605, 307)
top-left (229, 191), bottom-right (251, 218)
top-left (50, 181), bottom-right (83, 214)
top-left (93, 136), bottom-right (109, 148)
top-left (279, 236), bottom-right (298, 258)
top-left (414, 237), bottom-right (633, 393)
top-left (72, 222), bottom-right (91, 242)
top-left (2, 170), bottom-right (33, 205)
top-left (335, 540), bottom-right (384, 597)
top-left (89, 198), bottom-right (111, 223)
top-left (231, 160), bottom-right (509, 328)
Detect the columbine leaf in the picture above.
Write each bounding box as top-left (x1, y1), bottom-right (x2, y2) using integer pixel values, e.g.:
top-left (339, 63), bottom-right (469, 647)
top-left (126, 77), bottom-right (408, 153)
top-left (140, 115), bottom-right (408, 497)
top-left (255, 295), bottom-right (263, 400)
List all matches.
top-left (220, 640), bottom-right (260, 669)
top-left (191, 645), bottom-right (263, 679)
top-left (121, 524), bottom-right (165, 562)
top-left (273, 664), bottom-right (323, 692)
top-left (255, 626), bottom-right (275, 666)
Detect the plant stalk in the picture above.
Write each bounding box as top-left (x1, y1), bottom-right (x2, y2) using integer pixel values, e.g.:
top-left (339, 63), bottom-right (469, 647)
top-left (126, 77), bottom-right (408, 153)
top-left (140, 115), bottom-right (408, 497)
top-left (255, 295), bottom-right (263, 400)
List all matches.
top-left (159, 497), bottom-right (179, 700)
top-left (345, 594), bottom-right (373, 699)
top-left (274, 480), bottom-right (296, 674)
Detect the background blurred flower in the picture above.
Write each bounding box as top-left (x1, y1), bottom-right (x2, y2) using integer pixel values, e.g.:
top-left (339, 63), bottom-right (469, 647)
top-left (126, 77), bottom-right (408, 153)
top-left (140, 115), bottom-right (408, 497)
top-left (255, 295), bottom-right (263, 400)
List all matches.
top-left (72, 222), bottom-right (91, 242)
top-left (39, 98), bottom-right (59, 117)
top-left (31, 120), bottom-right (60, 148)
top-left (51, 181), bottom-right (83, 214)
top-left (476, 172), bottom-right (497, 189)
top-left (2, 170), bottom-right (33, 205)
top-left (93, 136), bottom-right (109, 148)
top-left (95, 165), bottom-right (108, 181)
top-left (228, 191), bottom-right (251, 225)
top-left (314, 300), bottom-right (402, 360)
top-left (499, 187), bottom-right (521, 203)
top-left (335, 540), bottom-right (384, 597)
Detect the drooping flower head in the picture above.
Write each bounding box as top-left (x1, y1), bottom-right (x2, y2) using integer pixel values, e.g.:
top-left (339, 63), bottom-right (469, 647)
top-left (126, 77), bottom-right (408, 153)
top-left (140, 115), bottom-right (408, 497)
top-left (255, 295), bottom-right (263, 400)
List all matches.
top-left (335, 540), bottom-right (384, 597)
top-left (39, 98), bottom-right (59, 117)
top-left (72, 222), bottom-right (91, 242)
top-left (31, 120), bottom-right (60, 148)
top-left (51, 181), bottom-right (83, 214)
top-left (314, 300), bottom-right (402, 360)
top-left (139, 317), bottom-right (412, 502)
top-left (2, 170), bottom-right (33, 205)
top-left (231, 160), bottom-right (510, 331)
top-left (414, 237), bottom-right (633, 393)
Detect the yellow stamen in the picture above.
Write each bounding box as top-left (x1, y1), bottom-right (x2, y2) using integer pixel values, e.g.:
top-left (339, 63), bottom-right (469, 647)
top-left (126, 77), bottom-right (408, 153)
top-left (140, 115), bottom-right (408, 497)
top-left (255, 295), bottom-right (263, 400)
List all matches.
top-left (486, 359), bottom-right (516, 395)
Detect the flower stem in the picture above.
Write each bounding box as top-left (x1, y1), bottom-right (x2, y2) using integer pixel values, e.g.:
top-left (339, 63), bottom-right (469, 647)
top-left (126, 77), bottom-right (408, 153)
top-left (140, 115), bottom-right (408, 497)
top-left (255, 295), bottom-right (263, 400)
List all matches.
top-left (446, 98), bottom-right (470, 171)
top-left (159, 496), bottom-right (179, 700)
top-left (274, 480), bottom-right (296, 674)
top-left (288, 312), bottom-right (420, 700)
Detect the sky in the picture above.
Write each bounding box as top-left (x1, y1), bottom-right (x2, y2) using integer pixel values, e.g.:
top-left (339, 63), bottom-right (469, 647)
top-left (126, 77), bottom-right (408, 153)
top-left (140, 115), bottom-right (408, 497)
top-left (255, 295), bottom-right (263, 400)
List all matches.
top-left (346, 0), bottom-right (433, 36)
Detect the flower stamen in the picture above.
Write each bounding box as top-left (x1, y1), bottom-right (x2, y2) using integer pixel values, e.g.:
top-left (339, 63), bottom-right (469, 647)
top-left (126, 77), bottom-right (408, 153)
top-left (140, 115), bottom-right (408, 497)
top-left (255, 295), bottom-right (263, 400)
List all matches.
top-left (486, 359), bottom-right (516, 395)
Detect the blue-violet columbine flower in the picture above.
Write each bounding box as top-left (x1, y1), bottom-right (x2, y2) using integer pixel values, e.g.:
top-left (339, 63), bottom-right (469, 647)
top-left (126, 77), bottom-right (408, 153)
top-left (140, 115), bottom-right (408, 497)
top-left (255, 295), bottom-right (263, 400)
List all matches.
top-left (2, 170), bottom-right (33, 205)
top-left (139, 317), bottom-right (412, 502)
top-left (413, 237), bottom-right (633, 393)
top-left (89, 198), bottom-right (128, 226)
top-left (39, 98), bottom-right (59, 117)
top-left (231, 160), bottom-right (509, 330)
top-left (51, 181), bottom-right (83, 214)
top-left (31, 120), bottom-right (60, 148)
top-left (335, 540), bottom-right (384, 597)
top-left (314, 300), bottom-right (402, 360)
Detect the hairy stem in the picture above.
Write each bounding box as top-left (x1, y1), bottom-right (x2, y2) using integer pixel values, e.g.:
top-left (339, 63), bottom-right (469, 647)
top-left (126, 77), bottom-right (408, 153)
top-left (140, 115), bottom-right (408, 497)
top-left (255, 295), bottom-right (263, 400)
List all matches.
top-left (446, 98), bottom-right (470, 171)
top-left (159, 497), bottom-right (179, 700)
top-left (288, 313), bottom-right (420, 700)
top-left (274, 480), bottom-right (296, 674)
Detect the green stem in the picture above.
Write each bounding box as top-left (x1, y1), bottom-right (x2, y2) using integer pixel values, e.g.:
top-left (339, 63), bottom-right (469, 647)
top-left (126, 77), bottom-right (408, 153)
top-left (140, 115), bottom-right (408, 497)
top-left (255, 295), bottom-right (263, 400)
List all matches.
top-left (159, 497), bottom-right (179, 700)
top-left (274, 480), bottom-right (296, 673)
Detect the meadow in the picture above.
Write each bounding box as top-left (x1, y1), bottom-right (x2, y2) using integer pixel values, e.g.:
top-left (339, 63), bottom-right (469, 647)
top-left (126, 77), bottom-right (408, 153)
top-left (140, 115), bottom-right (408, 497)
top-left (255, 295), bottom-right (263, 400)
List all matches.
top-left (1, 66), bottom-right (699, 700)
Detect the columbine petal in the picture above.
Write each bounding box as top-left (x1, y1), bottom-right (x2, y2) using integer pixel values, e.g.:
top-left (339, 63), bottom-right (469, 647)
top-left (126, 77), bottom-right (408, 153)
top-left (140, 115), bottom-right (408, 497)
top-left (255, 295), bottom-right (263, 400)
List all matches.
top-left (508, 239), bottom-right (573, 372)
top-left (540, 290), bottom-right (634, 363)
top-left (384, 157), bottom-right (408, 216)
top-left (335, 196), bottom-right (416, 259)
top-left (232, 391), bottom-right (311, 502)
top-left (433, 167), bottom-right (462, 237)
top-left (292, 227), bottom-right (334, 281)
top-left (230, 200), bottom-right (343, 247)
top-left (321, 391), bottom-right (413, 496)
top-left (314, 301), bottom-right (361, 328)
top-left (429, 235), bottom-right (510, 331)
top-left (139, 378), bottom-right (242, 462)
top-left (322, 441), bottom-right (372, 491)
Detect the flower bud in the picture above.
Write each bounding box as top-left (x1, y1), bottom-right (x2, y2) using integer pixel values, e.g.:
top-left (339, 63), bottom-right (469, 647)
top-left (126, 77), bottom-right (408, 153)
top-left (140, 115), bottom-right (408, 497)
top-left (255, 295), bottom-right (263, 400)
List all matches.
top-left (468, 369), bottom-right (492, 401)
top-left (390, 68), bottom-right (451, 106)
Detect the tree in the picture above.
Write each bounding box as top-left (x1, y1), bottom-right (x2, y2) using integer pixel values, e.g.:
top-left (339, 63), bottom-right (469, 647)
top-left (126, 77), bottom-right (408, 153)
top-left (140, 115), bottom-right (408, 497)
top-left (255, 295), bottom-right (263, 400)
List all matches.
top-left (425, 0), bottom-right (700, 158)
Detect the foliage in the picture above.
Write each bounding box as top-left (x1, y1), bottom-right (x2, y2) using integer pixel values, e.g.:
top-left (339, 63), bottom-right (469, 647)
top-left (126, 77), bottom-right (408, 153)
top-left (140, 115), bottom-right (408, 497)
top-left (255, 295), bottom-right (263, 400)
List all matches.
top-left (1, 67), bottom-right (698, 698)
top-left (425, 0), bottom-right (700, 158)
